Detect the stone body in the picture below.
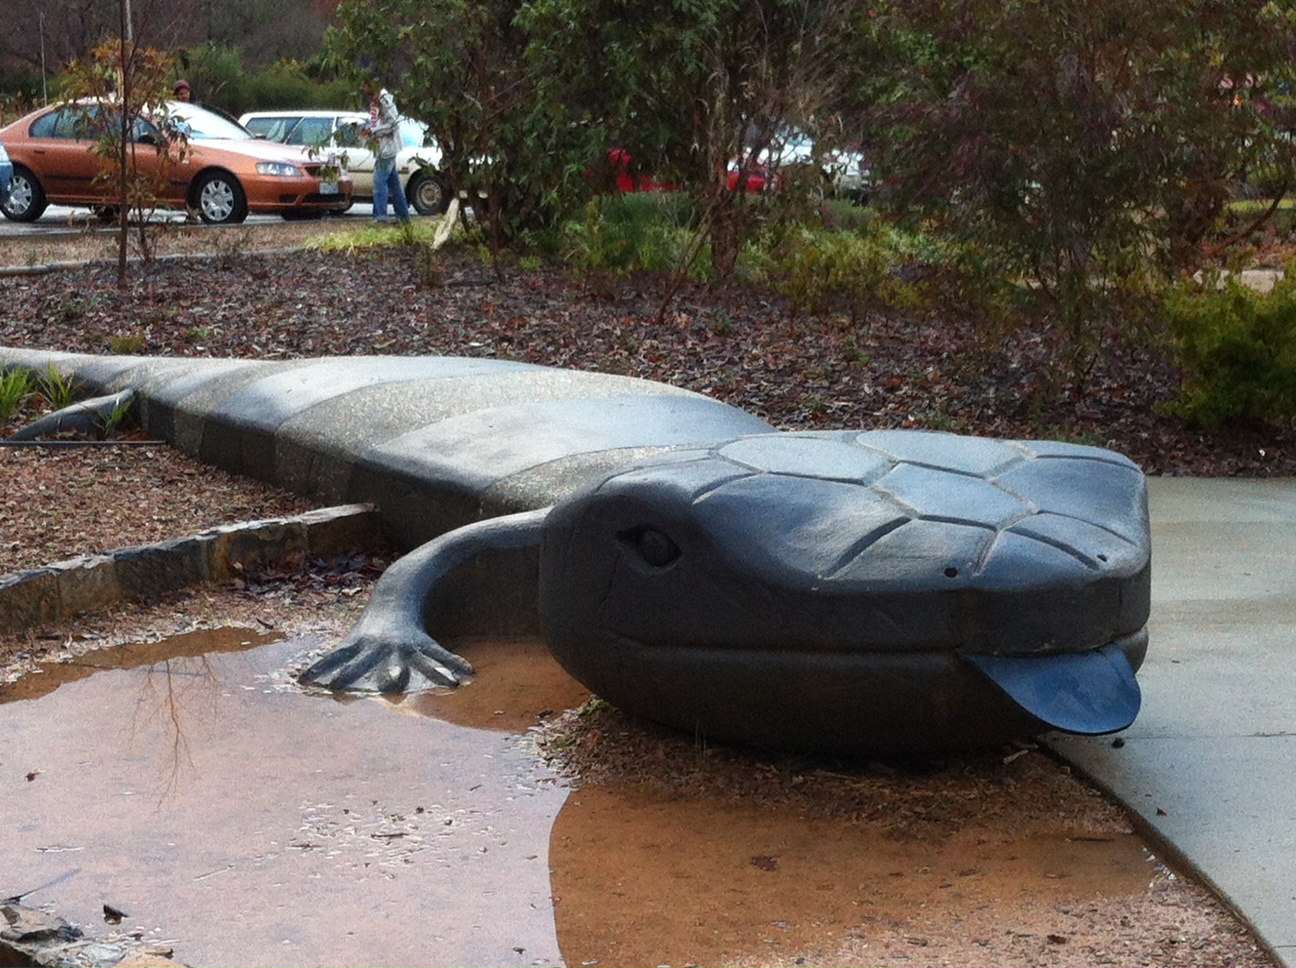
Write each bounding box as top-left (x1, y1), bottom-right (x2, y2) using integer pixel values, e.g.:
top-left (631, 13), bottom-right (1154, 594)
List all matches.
top-left (0, 349), bottom-right (1151, 755)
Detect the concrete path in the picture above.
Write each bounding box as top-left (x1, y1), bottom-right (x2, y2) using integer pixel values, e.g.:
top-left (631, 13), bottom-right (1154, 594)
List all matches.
top-left (1049, 477), bottom-right (1296, 967)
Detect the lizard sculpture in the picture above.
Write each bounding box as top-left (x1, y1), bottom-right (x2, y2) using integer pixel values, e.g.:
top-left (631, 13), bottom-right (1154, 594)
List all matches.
top-left (0, 349), bottom-right (1150, 755)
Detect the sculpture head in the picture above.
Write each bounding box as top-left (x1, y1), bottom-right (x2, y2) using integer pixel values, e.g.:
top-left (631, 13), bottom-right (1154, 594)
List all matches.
top-left (539, 431), bottom-right (1150, 754)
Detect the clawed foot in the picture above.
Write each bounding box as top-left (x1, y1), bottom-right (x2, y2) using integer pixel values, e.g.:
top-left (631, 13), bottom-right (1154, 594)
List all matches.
top-left (298, 631), bottom-right (474, 693)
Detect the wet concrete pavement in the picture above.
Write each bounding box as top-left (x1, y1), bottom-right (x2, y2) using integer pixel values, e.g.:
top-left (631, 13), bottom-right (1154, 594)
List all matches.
top-left (1050, 477), bottom-right (1296, 967)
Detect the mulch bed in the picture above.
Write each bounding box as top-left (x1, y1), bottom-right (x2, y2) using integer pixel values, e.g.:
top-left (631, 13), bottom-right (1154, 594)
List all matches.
top-left (2, 244), bottom-right (1291, 477)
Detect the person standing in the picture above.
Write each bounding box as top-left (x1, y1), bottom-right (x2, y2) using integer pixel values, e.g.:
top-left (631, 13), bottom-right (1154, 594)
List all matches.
top-left (363, 81), bottom-right (410, 223)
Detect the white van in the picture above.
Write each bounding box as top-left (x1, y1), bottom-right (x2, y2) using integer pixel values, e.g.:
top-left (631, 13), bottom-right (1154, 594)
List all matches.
top-left (239, 110), bottom-right (450, 215)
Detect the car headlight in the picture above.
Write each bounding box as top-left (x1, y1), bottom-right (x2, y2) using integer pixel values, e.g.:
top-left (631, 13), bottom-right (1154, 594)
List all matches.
top-left (256, 161), bottom-right (304, 177)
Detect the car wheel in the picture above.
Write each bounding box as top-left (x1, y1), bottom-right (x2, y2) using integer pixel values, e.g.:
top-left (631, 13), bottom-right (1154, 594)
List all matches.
top-left (408, 172), bottom-right (451, 216)
top-left (2, 166), bottom-right (48, 222)
top-left (194, 171), bottom-right (249, 224)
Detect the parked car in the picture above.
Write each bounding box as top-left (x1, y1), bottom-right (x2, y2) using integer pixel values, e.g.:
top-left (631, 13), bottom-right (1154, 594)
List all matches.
top-left (730, 124), bottom-right (873, 201)
top-left (0, 141), bottom-right (12, 206)
top-left (0, 101), bottom-right (352, 224)
top-left (604, 147), bottom-right (761, 195)
top-left (239, 110), bottom-right (450, 215)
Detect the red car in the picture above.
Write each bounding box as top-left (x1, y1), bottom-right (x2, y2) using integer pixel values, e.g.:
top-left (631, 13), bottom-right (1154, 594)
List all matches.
top-left (0, 100), bottom-right (352, 224)
top-left (604, 148), bottom-right (767, 195)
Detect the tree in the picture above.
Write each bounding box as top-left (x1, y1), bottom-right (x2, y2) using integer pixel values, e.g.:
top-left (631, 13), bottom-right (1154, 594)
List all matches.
top-left (322, 0), bottom-right (871, 269)
top-left (60, 36), bottom-right (188, 287)
top-left (0, 0), bottom-right (334, 95)
top-left (322, 0), bottom-right (597, 256)
top-left (522, 0), bottom-right (871, 276)
top-left (868, 0), bottom-right (1296, 370)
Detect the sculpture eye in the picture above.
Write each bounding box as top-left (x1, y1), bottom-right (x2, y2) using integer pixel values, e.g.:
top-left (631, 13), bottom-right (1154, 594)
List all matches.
top-left (621, 526), bottom-right (681, 568)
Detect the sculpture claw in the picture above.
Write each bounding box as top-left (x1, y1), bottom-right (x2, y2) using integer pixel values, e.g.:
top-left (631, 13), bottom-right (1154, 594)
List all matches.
top-left (299, 632), bottom-right (474, 693)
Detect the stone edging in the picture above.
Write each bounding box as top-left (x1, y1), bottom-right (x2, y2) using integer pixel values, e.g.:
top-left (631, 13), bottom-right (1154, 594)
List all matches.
top-left (0, 504), bottom-right (382, 631)
top-left (0, 246), bottom-right (306, 278)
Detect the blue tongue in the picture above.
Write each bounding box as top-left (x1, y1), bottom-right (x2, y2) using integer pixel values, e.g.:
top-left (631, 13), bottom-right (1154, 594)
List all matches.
top-left (963, 643), bottom-right (1141, 735)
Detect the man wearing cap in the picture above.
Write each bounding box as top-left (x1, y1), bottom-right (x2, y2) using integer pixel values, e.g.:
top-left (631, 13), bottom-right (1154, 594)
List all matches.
top-left (173, 79), bottom-right (192, 102)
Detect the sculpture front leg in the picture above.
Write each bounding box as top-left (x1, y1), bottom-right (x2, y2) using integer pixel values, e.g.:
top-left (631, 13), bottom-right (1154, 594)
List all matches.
top-left (298, 508), bottom-right (550, 694)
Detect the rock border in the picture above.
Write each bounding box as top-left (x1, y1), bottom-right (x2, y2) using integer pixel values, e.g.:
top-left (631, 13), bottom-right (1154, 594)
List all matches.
top-left (0, 504), bottom-right (382, 631)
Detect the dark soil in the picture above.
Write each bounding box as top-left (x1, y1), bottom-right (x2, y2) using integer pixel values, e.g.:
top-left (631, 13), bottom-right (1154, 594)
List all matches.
top-left (2, 244), bottom-right (1291, 476)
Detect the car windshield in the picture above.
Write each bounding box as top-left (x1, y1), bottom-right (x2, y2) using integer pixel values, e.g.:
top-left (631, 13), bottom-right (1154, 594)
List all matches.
top-left (400, 119), bottom-right (429, 149)
top-left (168, 102), bottom-right (252, 141)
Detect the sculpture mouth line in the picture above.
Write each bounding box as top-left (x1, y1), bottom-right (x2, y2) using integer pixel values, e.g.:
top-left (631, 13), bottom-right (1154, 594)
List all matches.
top-left (602, 627), bottom-right (1148, 660)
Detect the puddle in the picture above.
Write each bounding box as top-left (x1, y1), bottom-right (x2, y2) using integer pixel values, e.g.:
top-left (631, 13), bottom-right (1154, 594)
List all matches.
top-left (2, 629), bottom-right (1161, 968)
top-left (0, 629), bottom-right (575, 967)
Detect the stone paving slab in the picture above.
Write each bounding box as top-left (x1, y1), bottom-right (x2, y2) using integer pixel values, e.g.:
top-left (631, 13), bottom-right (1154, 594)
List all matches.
top-left (1049, 477), bottom-right (1296, 967)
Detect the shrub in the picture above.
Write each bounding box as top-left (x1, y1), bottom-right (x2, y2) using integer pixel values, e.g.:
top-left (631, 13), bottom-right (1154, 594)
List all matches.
top-left (1164, 266), bottom-right (1296, 427)
top-left (744, 221), bottom-right (928, 323)
top-left (561, 193), bottom-right (699, 275)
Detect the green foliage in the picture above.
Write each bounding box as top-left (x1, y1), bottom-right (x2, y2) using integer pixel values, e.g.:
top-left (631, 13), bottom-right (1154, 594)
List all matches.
top-left (745, 223), bottom-right (923, 323)
top-left (103, 400), bottom-right (134, 438)
top-left (323, 0), bottom-right (599, 255)
top-left (305, 221), bottom-right (448, 253)
top-left (175, 45), bottom-right (355, 116)
top-left (0, 367), bottom-right (32, 422)
top-left (1164, 268), bottom-right (1296, 428)
top-left (59, 37), bottom-right (187, 287)
top-left (869, 0), bottom-right (1296, 372)
top-left (561, 194), bottom-right (700, 274)
top-left (522, 0), bottom-right (874, 277)
top-left (36, 365), bottom-right (75, 411)
top-left (109, 333), bottom-right (147, 354)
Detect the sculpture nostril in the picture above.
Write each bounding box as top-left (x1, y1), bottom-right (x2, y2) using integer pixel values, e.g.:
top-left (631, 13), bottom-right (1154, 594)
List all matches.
top-left (944, 566), bottom-right (959, 578)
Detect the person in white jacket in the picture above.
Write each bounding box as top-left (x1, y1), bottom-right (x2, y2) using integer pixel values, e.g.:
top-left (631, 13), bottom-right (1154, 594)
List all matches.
top-left (362, 81), bottom-right (411, 222)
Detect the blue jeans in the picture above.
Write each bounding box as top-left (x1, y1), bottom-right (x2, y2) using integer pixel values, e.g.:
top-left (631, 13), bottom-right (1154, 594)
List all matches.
top-left (372, 155), bottom-right (409, 220)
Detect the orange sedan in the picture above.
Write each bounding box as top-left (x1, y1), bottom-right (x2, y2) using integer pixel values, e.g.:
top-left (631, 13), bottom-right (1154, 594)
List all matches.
top-left (0, 100), bottom-right (351, 224)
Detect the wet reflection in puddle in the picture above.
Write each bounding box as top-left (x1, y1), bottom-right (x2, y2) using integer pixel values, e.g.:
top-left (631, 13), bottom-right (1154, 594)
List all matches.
top-left (0, 629), bottom-right (574, 967)
top-left (387, 639), bottom-right (593, 734)
top-left (2, 629), bottom-right (1160, 968)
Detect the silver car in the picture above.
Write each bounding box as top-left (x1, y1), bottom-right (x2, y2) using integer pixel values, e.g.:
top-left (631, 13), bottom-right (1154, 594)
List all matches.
top-left (238, 110), bottom-right (450, 215)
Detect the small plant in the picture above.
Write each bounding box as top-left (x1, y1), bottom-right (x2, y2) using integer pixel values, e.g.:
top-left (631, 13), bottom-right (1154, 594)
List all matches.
top-left (36, 364), bottom-right (75, 410)
top-left (102, 399), bottom-right (135, 438)
top-left (396, 219), bottom-right (420, 247)
top-left (53, 293), bottom-right (87, 323)
top-left (749, 224), bottom-right (923, 326)
top-left (1163, 265), bottom-right (1296, 427)
top-left (0, 367), bottom-right (32, 422)
top-left (842, 338), bottom-right (870, 365)
top-left (561, 194), bottom-right (697, 275)
top-left (182, 326), bottom-right (211, 342)
top-left (109, 333), bottom-right (147, 354)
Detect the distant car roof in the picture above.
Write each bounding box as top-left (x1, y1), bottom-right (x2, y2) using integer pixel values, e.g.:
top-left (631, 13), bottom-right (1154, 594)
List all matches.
top-left (239, 110), bottom-right (366, 121)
